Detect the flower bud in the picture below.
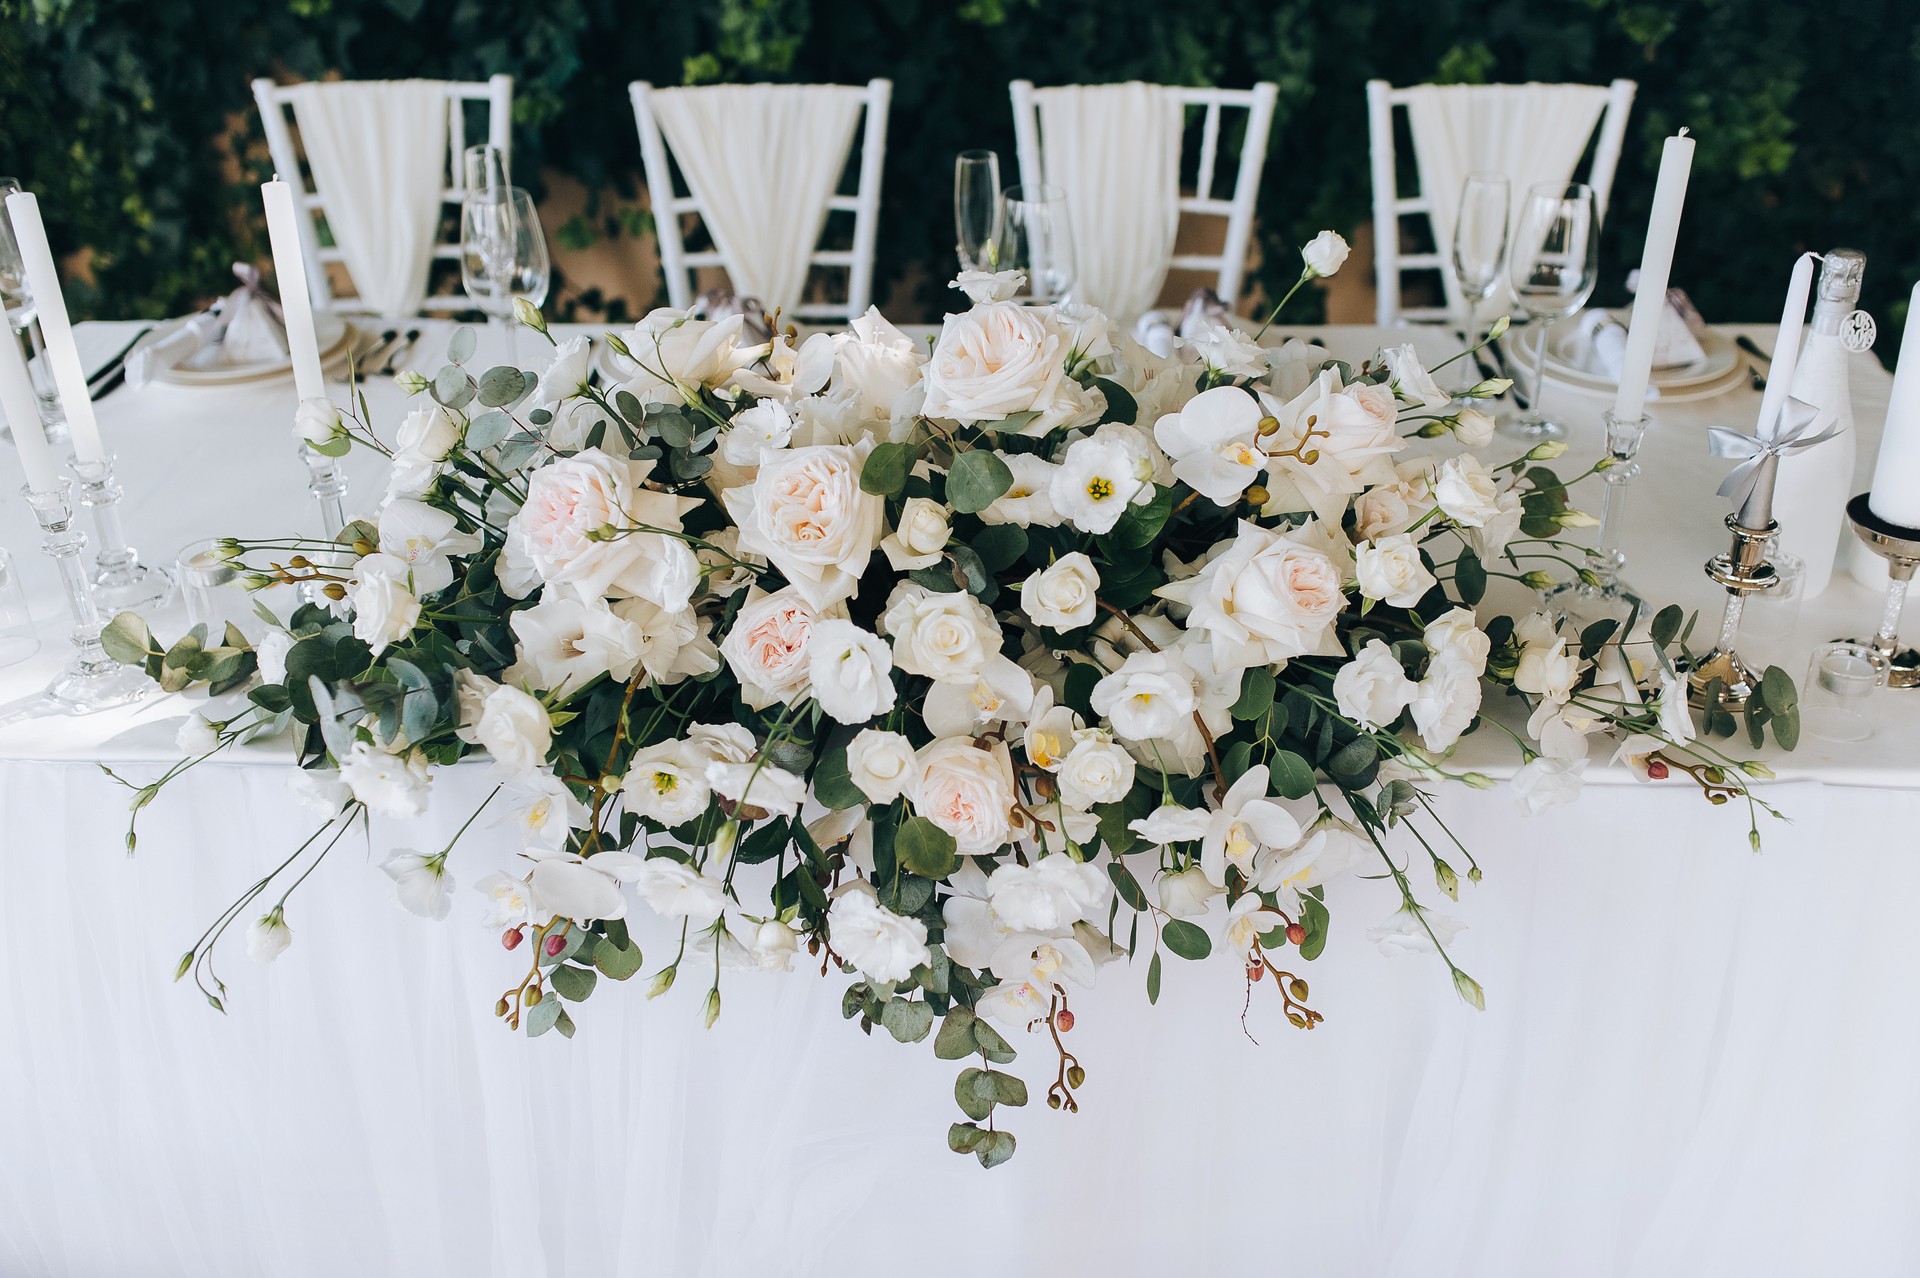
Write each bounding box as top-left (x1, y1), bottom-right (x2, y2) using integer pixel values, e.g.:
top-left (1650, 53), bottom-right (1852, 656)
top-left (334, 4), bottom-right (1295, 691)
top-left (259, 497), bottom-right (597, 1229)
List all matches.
top-left (544, 932), bottom-right (566, 957)
top-left (1558, 509), bottom-right (1600, 529)
top-left (648, 965), bottom-right (677, 999)
top-left (604, 331), bottom-right (632, 359)
top-left (1520, 570), bottom-right (1555, 591)
top-left (1255, 415), bottom-right (1280, 437)
top-left (494, 997), bottom-right (510, 1017)
top-left (525, 986), bottom-right (542, 1006)
top-left (1056, 1009), bottom-right (1075, 1032)
top-left (1740, 760), bottom-right (1776, 779)
top-left (502, 927), bottom-right (524, 951)
top-left (1066, 1064), bottom-right (1086, 1088)
top-left (1285, 922), bottom-right (1306, 946)
top-left (394, 370), bottom-right (429, 395)
top-left (1487, 314), bottom-right (1511, 341)
top-left (1465, 378), bottom-right (1513, 399)
top-left (174, 950), bottom-right (195, 981)
top-left (513, 296), bottom-right (548, 335)
top-left (702, 988), bottom-right (722, 1028)
top-left (322, 582), bottom-right (347, 600)
top-left (1525, 440), bottom-right (1569, 460)
top-left (1462, 772), bottom-right (1496, 790)
top-left (1243, 484), bottom-right (1270, 507)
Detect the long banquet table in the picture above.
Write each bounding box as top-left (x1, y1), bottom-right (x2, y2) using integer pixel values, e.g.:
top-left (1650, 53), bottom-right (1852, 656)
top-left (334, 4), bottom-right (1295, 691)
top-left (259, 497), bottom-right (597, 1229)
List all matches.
top-left (2, 320), bottom-right (1917, 1277)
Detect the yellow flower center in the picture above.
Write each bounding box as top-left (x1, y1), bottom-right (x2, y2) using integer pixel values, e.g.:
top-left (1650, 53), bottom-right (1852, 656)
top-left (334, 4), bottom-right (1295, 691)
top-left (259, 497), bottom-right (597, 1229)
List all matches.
top-left (1087, 477), bottom-right (1113, 501)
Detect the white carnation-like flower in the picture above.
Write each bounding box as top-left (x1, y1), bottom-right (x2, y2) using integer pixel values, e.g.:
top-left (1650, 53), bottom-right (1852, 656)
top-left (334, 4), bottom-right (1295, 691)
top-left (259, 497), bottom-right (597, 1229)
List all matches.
top-left (807, 618), bottom-right (897, 725)
top-left (829, 883), bottom-right (930, 983)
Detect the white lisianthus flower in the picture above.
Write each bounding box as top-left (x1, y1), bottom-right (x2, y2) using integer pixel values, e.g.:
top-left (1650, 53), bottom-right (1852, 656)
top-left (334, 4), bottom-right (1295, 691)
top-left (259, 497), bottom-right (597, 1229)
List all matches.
top-left (1368, 905), bottom-right (1465, 956)
top-left (1453, 407), bottom-right (1496, 448)
top-left (622, 740), bottom-right (713, 826)
top-left (880, 496), bottom-right (952, 571)
top-left (1353, 460), bottom-right (1436, 541)
top-left (503, 773), bottom-right (590, 854)
top-left (921, 301), bottom-right (1095, 433)
top-left (1353, 533), bottom-right (1438, 609)
top-left (246, 909), bottom-right (293, 963)
top-left (505, 594), bottom-right (648, 697)
top-left (533, 335), bottom-right (593, 406)
top-left (1301, 230), bottom-right (1350, 278)
top-left (502, 449), bottom-right (701, 608)
top-left (979, 453), bottom-right (1064, 527)
top-left (1055, 730), bottom-right (1136, 809)
top-left (722, 441), bottom-right (885, 609)
top-left (1410, 654), bottom-right (1484, 752)
top-left (1381, 343), bottom-right (1450, 409)
top-left (706, 759), bottom-right (807, 821)
top-left (618, 308), bottom-right (757, 405)
top-left (986, 855), bottom-right (1112, 933)
top-left (381, 851), bottom-right (453, 921)
top-left (1020, 551), bottom-right (1100, 631)
top-left (1423, 607), bottom-right (1490, 674)
top-left (719, 586), bottom-right (825, 708)
top-left (630, 858), bottom-right (727, 926)
top-left (829, 882), bottom-right (930, 983)
top-left (1514, 638), bottom-right (1583, 705)
top-left (1156, 519), bottom-right (1349, 671)
top-left (952, 269), bottom-right (1027, 304)
top-left (1091, 649), bottom-right (1199, 742)
top-left (1433, 453), bottom-right (1526, 560)
top-left (719, 400), bottom-right (795, 466)
top-left (1511, 755), bottom-right (1587, 814)
top-left (255, 629), bottom-right (294, 685)
top-left (293, 398), bottom-right (342, 447)
top-left (1528, 700), bottom-right (1595, 763)
top-left (394, 401), bottom-right (460, 462)
top-left (475, 871), bottom-right (538, 929)
top-left (687, 722), bottom-right (757, 766)
top-left (1334, 639), bottom-right (1417, 730)
top-left (808, 618), bottom-right (897, 724)
top-left (337, 741), bottom-right (431, 819)
top-left (1153, 384), bottom-right (1267, 506)
top-left (1183, 319), bottom-right (1268, 380)
top-left (906, 737), bottom-right (1018, 855)
top-left (1201, 764), bottom-right (1305, 887)
top-left (470, 683), bottom-right (552, 779)
top-left (1050, 424), bottom-right (1156, 534)
top-left (1129, 804), bottom-right (1212, 847)
top-left (1259, 369), bottom-right (1405, 525)
top-left (847, 728), bottom-right (917, 803)
top-left (288, 767), bottom-right (353, 817)
top-left (345, 552), bottom-right (421, 654)
top-left (175, 712), bottom-right (220, 755)
top-left (880, 583), bottom-right (1003, 683)
top-left (1157, 865), bottom-right (1220, 918)
top-left (743, 919), bottom-right (802, 972)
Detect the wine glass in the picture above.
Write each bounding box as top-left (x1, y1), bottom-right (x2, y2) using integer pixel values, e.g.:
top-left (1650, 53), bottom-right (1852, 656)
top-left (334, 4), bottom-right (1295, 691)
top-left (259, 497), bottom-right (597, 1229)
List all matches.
top-left (955, 150), bottom-right (1002, 272)
top-left (463, 145), bottom-right (509, 198)
top-left (1453, 171), bottom-right (1510, 337)
top-left (1500, 181), bottom-right (1599, 441)
top-left (460, 185), bottom-right (549, 365)
top-left (996, 184), bottom-right (1075, 304)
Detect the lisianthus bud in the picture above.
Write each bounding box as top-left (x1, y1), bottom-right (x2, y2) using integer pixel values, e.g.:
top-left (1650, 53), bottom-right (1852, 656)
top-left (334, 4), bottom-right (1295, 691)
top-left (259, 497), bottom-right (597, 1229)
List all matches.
top-left (394, 370), bottom-right (429, 395)
top-left (1525, 440), bottom-right (1569, 460)
top-left (1740, 760), bottom-right (1776, 779)
top-left (1462, 772), bottom-right (1496, 790)
top-left (1487, 315), bottom-right (1511, 341)
top-left (1559, 510), bottom-right (1600, 529)
top-left (513, 296), bottom-right (548, 335)
top-left (1520, 570), bottom-right (1555, 590)
top-left (703, 988), bottom-right (722, 1028)
top-left (648, 966), bottom-right (677, 999)
top-left (1465, 378), bottom-right (1513, 399)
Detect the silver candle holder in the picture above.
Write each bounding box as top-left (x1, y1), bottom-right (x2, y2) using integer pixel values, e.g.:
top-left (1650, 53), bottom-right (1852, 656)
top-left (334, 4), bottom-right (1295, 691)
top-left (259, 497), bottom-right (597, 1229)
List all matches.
top-left (1843, 493), bottom-right (1920, 690)
top-left (1685, 513), bottom-right (1779, 711)
top-left (24, 481), bottom-right (153, 714)
top-left (71, 451), bottom-right (172, 612)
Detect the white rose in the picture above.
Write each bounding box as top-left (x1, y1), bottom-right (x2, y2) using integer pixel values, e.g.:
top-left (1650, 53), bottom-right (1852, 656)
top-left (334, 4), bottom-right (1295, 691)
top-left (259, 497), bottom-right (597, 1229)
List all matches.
top-left (1055, 731), bottom-right (1136, 809)
top-left (255, 629), bottom-right (293, 685)
top-left (828, 883), bottom-right (930, 983)
top-left (394, 402), bottom-right (460, 464)
top-left (1353, 461), bottom-right (1434, 542)
top-left (380, 851), bottom-right (453, 920)
top-left (1020, 551), bottom-right (1100, 631)
top-left (706, 759), bottom-right (807, 821)
top-left (979, 453), bottom-right (1064, 527)
top-left (1382, 343), bottom-right (1449, 409)
top-left (293, 397), bottom-right (342, 447)
top-left (746, 919), bottom-right (802, 972)
top-left (1410, 653), bottom-right (1483, 752)
top-left (175, 712), bottom-right (220, 755)
top-left (719, 400), bottom-right (795, 466)
top-left (630, 858), bottom-right (727, 926)
top-left (808, 618), bottom-right (897, 725)
top-left (1433, 453), bottom-right (1506, 528)
top-left (1453, 407), bottom-right (1495, 448)
top-left (881, 584), bottom-right (1002, 683)
top-left (906, 737), bottom-right (1018, 855)
top-left (1353, 533), bottom-right (1438, 609)
top-left (345, 553), bottom-right (421, 654)
top-left (880, 496), bottom-right (951, 571)
top-left (921, 301), bottom-right (1072, 427)
top-left (1424, 607), bottom-right (1490, 674)
top-left (847, 728), bottom-right (916, 803)
top-left (505, 594), bottom-right (647, 697)
top-left (986, 855), bottom-right (1111, 933)
top-left (1156, 865), bottom-right (1220, 918)
top-left (1050, 424), bottom-right (1156, 535)
top-left (722, 442), bottom-right (885, 608)
top-left (337, 740), bottom-right (430, 818)
top-left (1301, 230), bottom-right (1350, 278)
top-left (719, 586), bottom-right (823, 708)
top-left (1514, 639), bottom-right (1582, 705)
top-left (1152, 384), bottom-right (1266, 506)
top-left (470, 683), bottom-right (552, 778)
top-left (622, 740), bottom-right (712, 826)
top-left (504, 449), bottom-right (700, 608)
top-left (1511, 756), bottom-right (1587, 815)
top-left (1156, 520), bottom-right (1349, 671)
top-left (1333, 639), bottom-right (1417, 730)
top-left (246, 910), bottom-right (292, 963)
top-left (1090, 649), bottom-right (1199, 742)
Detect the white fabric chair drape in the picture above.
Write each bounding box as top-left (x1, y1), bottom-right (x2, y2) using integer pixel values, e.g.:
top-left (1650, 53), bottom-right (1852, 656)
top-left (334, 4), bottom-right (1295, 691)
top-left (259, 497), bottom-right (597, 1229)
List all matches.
top-left (1031, 82), bottom-right (1183, 319)
top-left (1402, 83), bottom-right (1612, 312)
top-left (647, 85), bottom-right (867, 317)
top-left (288, 80), bottom-right (450, 319)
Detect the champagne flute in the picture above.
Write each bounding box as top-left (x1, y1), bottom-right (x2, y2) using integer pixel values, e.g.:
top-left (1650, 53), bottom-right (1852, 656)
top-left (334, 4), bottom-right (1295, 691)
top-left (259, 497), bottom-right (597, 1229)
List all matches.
top-left (1500, 181), bottom-right (1599, 441)
top-left (955, 150), bottom-right (1002, 272)
top-left (996, 184), bottom-right (1075, 304)
top-left (1453, 171), bottom-right (1510, 337)
top-left (460, 185), bottom-right (549, 366)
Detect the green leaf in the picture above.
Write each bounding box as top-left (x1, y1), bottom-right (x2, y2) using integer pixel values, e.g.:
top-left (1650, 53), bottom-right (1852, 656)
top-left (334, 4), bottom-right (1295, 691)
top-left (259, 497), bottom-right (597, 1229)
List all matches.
top-left (432, 366), bottom-right (476, 411)
top-left (1760, 665), bottom-right (1798, 714)
top-left (1268, 750), bottom-right (1318, 799)
top-left (465, 408), bottom-right (514, 450)
top-left (1651, 603), bottom-right (1684, 648)
top-left (1298, 892), bottom-right (1329, 961)
top-left (881, 997), bottom-right (935, 1043)
top-left (1455, 546), bottom-right (1487, 605)
top-left (1107, 485), bottom-right (1175, 549)
top-left (1229, 667), bottom-right (1276, 721)
top-left (971, 1015), bottom-right (1016, 1064)
top-left (1221, 740), bottom-right (1253, 787)
top-left (1092, 376), bottom-right (1137, 425)
top-left (972, 523), bottom-right (1028, 572)
top-left (895, 815), bottom-right (958, 879)
top-left (954, 1067), bottom-right (996, 1120)
top-left (934, 1007), bottom-right (979, 1059)
top-left (946, 449), bottom-right (1015, 514)
top-left (475, 366), bottom-right (528, 407)
top-left (812, 744), bottom-right (866, 809)
top-left (549, 963), bottom-right (598, 1002)
top-left (1107, 861), bottom-right (1149, 911)
top-left (1774, 706), bottom-right (1801, 751)
top-left (1062, 662), bottom-right (1100, 720)
top-left (860, 440), bottom-right (915, 496)
top-left (948, 1121), bottom-right (987, 1154)
top-left (974, 1128), bottom-right (1017, 1169)
top-left (593, 935), bottom-right (643, 981)
top-left (1147, 951), bottom-right (1163, 1004)
top-left (524, 995), bottom-right (562, 1037)
top-left (1162, 918), bottom-right (1212, 960)
top-left (100, 613), bottom-right (152, 666)
top-left (1327, 737), bottom-right (1379, 780)
top-left (1578, 619), bottom-right (1619, 660)
top-left (445, 327), bottom-right (476, 364)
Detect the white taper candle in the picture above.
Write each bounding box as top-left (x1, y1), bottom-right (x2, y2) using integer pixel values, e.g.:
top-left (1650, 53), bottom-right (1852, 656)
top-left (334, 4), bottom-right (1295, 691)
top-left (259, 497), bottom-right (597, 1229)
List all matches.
top-left (4, 191), bottom-right (104, 463)
top-left (1866, 280), bottom-right (1920, 529)
top-left (0, 323), bottom-right (58, 492)
top-left (260, 178), bottom-right (326, 402)
top-left (1612, 131), bottom-right (1694, 421)
top-left (1756, 252), bottom-right (1818, 442)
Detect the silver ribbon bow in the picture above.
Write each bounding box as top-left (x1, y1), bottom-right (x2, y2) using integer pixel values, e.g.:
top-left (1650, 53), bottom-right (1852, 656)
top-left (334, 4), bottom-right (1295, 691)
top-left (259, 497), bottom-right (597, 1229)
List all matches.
top-left (1707, 396), bottom-right (1841, 508)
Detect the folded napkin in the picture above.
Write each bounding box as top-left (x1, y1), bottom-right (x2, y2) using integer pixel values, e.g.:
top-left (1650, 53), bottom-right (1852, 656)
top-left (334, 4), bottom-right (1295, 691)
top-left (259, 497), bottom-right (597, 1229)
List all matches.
top-left (1566, 296), bottom-right (1705, 383)
top-left (126, 281), bottom-right (290, 388)
top-left (1134, 287), bottom-right (1229, 359)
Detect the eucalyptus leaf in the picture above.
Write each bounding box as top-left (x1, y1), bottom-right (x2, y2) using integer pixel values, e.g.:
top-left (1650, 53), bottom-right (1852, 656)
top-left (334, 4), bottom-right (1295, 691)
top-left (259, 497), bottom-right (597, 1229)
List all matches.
top-left (465, 408), bottom-right (514, 450)
top-left (896, 815), bottom-right (958, 879)
top-left (946, 449), bottom-right (1014, 514)
top-left (1162, 918), bottom-right (1211, 960)
top-left (445, 327), bottom-right (477, 365)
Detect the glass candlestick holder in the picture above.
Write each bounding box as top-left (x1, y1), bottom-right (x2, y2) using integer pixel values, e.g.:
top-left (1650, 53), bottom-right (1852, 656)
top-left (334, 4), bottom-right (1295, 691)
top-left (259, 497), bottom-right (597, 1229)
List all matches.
top-left (299, 443), bottom-right (351, 606)
top-left (1546, 409), bottom-right (1648, 625)
top-left (1684, 513), bottom-right (1780, 711)
top-left (1842, 493), bottom-right (1920, 689)
top-left (23, 481), bottom-right (153, 714)
top-left (71, 452), bottom-right (172, 613)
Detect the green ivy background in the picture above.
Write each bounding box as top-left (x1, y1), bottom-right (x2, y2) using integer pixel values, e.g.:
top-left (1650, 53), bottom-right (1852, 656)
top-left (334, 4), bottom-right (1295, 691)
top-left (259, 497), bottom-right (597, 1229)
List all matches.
top-left (3, 0), bottom-right (1917, 338)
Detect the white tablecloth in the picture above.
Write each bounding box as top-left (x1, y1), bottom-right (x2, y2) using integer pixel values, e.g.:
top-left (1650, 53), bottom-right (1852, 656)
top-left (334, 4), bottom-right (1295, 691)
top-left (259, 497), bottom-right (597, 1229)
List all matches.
top-left (1, 322), bottom-right (1916, 1277)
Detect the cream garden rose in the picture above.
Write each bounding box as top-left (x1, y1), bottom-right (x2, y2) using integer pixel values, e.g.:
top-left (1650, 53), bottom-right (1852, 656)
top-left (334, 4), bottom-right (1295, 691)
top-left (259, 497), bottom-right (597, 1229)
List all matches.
top-left (881, 583), bottom-right (1003, 682)
top-left (906, 737), bottom-right (1018, 855)
top-left (723, 441), bottom-right (885, 608)
top-left (1157, 520), bottom-right (1349, 671)
top-left (920, 299), bottom-right (1096, 433)
top-left (719, 586), bottom-right (825, 708)
top-left (880, 496), bottom-right (951, 571)
top-left (502, 449), bottom-right (700, 609)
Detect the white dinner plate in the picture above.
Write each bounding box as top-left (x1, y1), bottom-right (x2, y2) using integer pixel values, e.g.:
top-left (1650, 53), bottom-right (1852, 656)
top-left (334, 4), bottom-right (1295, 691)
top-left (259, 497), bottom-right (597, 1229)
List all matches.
top-left (1505, 320), bottom-right (1742, 399)
top-left (153, 312), bottom-right (351, 387)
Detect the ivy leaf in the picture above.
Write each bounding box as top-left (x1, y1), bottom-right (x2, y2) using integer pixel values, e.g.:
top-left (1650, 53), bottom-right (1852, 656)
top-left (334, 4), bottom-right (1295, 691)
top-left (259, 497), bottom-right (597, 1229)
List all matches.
top-left (946, 449), bottom-right (1015, 514)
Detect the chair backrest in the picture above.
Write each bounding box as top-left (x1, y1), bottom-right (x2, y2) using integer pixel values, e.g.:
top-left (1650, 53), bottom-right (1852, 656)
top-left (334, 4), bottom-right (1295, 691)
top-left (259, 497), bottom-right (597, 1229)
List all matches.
top-left (251, 75), bottom-right (514, 315)
top-left (1367, 78), bottom-right (1635, 325)
top-left (630, 79), bottom-right (891, 326)
top-left (1009, 80), bottom-right (1278, 307)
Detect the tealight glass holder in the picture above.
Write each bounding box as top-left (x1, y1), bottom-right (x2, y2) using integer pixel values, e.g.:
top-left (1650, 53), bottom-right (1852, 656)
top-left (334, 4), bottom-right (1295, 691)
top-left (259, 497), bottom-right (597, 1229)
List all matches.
top-left (71, 451), bottom-right (172, 613)
top-left (24, 481), bottom-right (153, 713)
top-left (1801, 641), bottom-right (1885, 742)
top-left (1685, 514), bottom-right (1778, 711)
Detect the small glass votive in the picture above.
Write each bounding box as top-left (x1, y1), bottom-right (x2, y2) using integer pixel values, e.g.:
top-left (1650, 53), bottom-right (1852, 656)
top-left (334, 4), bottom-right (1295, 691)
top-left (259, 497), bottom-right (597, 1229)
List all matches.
top-left (175, 539), bottom-right (255, 641)
top-left (1801, 640), bottom-right (1887, 743)
top-left (0, 546), bottom-right (39, 668)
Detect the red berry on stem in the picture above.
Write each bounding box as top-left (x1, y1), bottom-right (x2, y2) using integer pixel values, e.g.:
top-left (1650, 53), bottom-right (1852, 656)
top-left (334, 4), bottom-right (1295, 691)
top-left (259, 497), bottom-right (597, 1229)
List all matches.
top-left (1285, 923), bottom-right (1306, 946)
top-left (502, 928), bottom-right (524, 951)
top-left (544, 932), bottom-right (566, 957)
top-left (1056, 1009), bottom-right (1075, 1032)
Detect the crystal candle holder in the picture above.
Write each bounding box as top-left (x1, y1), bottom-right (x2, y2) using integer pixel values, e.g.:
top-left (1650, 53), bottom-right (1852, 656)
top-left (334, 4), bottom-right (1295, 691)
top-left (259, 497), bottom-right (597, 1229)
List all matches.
top-left (299, 443), bottom-right (351, 605)
top-left (23, 481), bottom-right (153, 714)
top-left (71, 451), bottom-right (172, 613)
top-left (1547, 409), bottom-right (1649, 625)
top-left (1843, 493), bottom-right (1920, 689)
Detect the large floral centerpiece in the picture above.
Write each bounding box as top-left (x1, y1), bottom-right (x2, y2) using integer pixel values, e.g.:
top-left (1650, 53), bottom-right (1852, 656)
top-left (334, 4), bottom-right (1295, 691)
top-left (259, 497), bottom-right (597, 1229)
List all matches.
top-left (106, 234), bottom-right (1796, 1167)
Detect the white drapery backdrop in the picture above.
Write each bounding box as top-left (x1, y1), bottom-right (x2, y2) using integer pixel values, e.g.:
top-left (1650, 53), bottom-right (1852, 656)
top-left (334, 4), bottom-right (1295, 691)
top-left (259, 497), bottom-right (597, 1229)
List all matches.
top-left (4, 758), bottom-right (1917, 1277)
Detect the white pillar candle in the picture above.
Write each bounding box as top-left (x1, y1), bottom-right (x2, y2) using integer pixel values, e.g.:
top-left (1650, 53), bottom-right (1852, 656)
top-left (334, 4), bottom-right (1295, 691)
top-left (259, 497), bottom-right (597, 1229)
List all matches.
top-left (4, 191), bottom-right (104, 464)
top-left (1866, 280), bottom-right (1920, 529)
top-left (1612, 131), bottom-right (1694, 421)
top-left (260, 178), bottom-right (326, 402)
top-left (1756, 252), bottom-right (1818, 442)
top-left (0, 324), bottom-right (59, 492)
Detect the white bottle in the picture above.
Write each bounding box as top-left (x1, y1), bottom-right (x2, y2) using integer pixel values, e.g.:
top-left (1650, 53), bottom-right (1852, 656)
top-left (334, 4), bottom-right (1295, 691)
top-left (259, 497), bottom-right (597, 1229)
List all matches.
top-left (1773, 248), bottom-right (1864, 597)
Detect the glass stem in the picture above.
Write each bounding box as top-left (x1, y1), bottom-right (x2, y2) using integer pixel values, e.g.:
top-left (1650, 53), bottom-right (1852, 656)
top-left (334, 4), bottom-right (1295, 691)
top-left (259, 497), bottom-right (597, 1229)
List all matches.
top-left (1593, 466), bottom-right (1634, 587)
top-left (71, 454), bottom-right (139, 590)
top-left (1716, 591), bottom-right (1746, 653)
top-left (1877, 572), bottom-right (1911, 654)
top-left (1527, 319), bottom-right (1550, 418)
top-left (24, 483), bottom-right (111, 672)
